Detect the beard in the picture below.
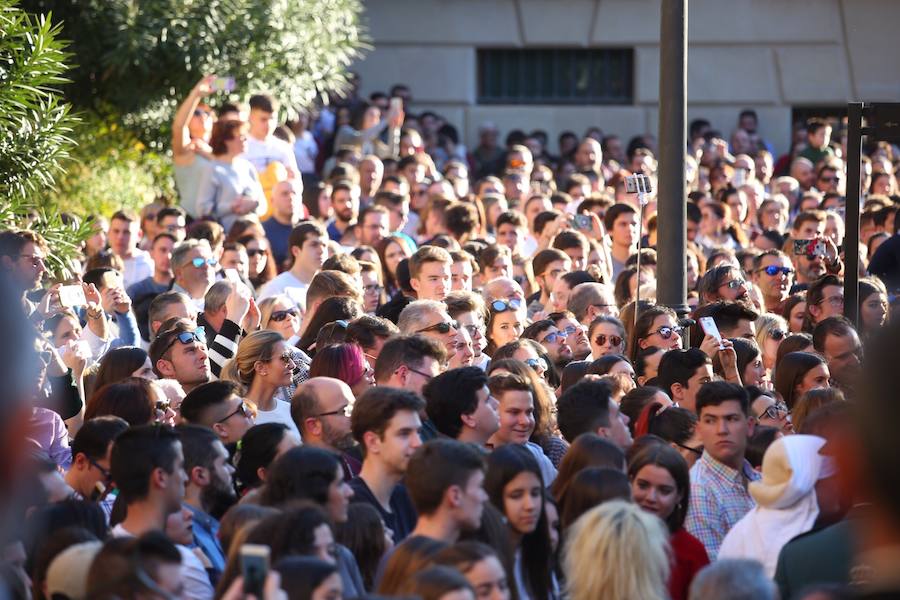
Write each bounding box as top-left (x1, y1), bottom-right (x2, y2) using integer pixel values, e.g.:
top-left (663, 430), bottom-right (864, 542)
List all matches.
top-left (323, 421), bottom-right (356, 451)
top-left (201, 477), bottom-right (238, 520)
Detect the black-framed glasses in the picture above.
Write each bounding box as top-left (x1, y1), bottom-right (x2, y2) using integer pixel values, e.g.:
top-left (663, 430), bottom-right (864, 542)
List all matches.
top-left (594, 334), bottom-right (624, 347)
top-left (644, 325), bottom-right (683, 340)
top-left (270, 308), bottom-right (299, 322)
top-left (89, 458), bottom-right (111, 482)
top-left (405, 365), bottom-right (435, 381)
top-left (217, 401), bottom-right (252, 424)
top-left (491, 298), bottom-right (521, 312)
top-left (758, 402), bottom-right (789, 421)
top-left (417, 320), bottom-right (458, 335)
top-left (160, 327), bottom-right (206, 357)
top-left (318, 403), bottom-right (353, 418)
top-left (817, 294), bottom-right (844, 307)
top-left (540, 330), bottom-right (568, 345)
top-left (675, 442), bottom-right (703, 456)
top-left (769, 329), bottom-right (786, 341)
top-left (191, 257), bottom-right (218, 268)
top-left (759, 265), bottom-right (794, 277)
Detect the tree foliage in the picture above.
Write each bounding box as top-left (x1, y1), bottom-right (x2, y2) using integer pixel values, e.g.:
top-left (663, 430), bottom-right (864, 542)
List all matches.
top-left (0, 0), bottom-right (90, 278)
top-left (20, 0), bottom-right (368, 148)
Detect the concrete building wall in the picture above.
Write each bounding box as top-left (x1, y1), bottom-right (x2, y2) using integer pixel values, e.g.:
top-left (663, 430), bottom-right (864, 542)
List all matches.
top-left (352, 0), bottom-right (900, 157)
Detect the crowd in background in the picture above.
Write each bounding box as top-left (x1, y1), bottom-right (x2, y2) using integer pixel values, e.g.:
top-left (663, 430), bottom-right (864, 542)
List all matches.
top-left (1, 71), bottom-right (900, 600)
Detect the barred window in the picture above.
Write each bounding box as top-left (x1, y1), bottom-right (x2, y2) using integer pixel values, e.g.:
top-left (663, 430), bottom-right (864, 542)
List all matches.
top-left (477, 48), bottom-right (634, 105)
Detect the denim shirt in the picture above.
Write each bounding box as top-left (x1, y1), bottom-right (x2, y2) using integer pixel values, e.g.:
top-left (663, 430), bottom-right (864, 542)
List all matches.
top-left (185, 503), bottom-right (226, 577)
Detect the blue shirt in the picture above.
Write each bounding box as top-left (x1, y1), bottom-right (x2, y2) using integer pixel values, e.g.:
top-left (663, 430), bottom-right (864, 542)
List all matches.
top-left (262, 217), bottom-right (293, 270)
top-left (185, 503), bottom-right (226, 577)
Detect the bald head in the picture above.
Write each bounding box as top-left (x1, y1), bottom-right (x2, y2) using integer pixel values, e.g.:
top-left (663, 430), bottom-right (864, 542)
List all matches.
top-left (568, 282), bottom-right (618, 324)
top-left (291, 376), bottom-right (355, 451)
top-left (483, 277), bottom-right (524, 303)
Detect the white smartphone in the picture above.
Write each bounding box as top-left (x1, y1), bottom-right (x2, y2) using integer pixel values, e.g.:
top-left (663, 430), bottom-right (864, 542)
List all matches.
top-left (699, 316), bottom-right (724, 349)
top-left (58, 285), bottom-right (87, 308)
top-left (224, 268), bottom-right (241, 283)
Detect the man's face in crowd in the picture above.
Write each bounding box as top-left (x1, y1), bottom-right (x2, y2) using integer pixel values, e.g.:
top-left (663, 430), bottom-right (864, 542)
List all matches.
top-left (720, 318), bottom-right (756, 340)
top-left (359, 159), bottom-right (384, 194)
top-left (813, 285), bottom-right (845, 322)
top-left (482, 256), bottom-right (513, 283)
top-left (817, 169), bottom-right (840, 194)
top-left (385, 200), bottom-right (409, 232)
top-left (403, 356), bottom-right (442, 397)
top-left (212, 394), bottom-right (254, 444)
top-left (456, 310), bottom-right (487, 358)
top-left (810, 125), bottom-right (832, 149)
top-left (152, 237), bottom-right (176, 275)
top-left (494, 389), bottom-right (535, 446)
top-left (108, 217), bottom-right (139, 256)
top-left (158, 216), bottom-right (186, 242)
top-left (411, 260), bottom-right (451, 301)
top-left (537, 259), bottom-right (570, 296)
top-left (598, 399), bottom-right (632, 449)
top-left (312, 379), bottom-right (356, 451)
top-left (717, 268), bottom-right (749, 302)
top-left (221, 248), bottom-right (250, 281)
top-left (562, 245), bottom-right (586, 271)
top-left (201, 440), bottom-right (237, 508)
top-left (417, 308), bottom-right (458, 360)
top-left (360, 211), bottom-right (389, 247)
top-left (612, 212), bottom-right (639, 247)
top-left (163, 442), bottom-right (189, 513)
top-left (822, 330), bottom-right (862, 385)
top-left (178, 246), bottom-right (216, 294)
top-left (575, 139), bottom-right (601, 170)
top-left (157, 332), bottom-right (211, 388)
top-left (332, 188), bottom-right (359, 224)
top-left (525, 198), bottom-right (552, 232)
top-left (463, 386), bottom-right (500, 439)
top-left (696, 399), bottom-right (753, 468)
top-left (456, 470), bottom-right (488, 531)
top-left (674, 363), bottom-right (714, 413)
top-left (557, 316), bottom-right (591, 359)
top-left (793, 219), bottom-right (825, 241)
top-left (249, 108), bottom-right (276, 138)
top-left (272, 180), bottom-right (303, 222)
top-left (297, 234), bottom-right (328, 272)
top-left (753, 254), bottom-right (793, 302)
top-left (450, 260), bottom-right (473, 292)
top-left (496, 223), bottom-right (523, 253)
top-left (3, 241), bottom-right (46, 290)
top-left (72, 441), bottom-right (113, 499)
top-left (373, 410), bottom-right (423, 476)
top-left (535, 326), bottom-right (572, 366)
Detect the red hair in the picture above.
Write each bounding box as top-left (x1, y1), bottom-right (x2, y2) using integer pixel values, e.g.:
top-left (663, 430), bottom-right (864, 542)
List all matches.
top-left (309, 343), bottom-right (366, 387)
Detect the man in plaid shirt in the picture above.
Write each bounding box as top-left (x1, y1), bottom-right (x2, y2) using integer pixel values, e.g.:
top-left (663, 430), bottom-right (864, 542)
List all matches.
top-left (685, 381), bottom-right (760, 560)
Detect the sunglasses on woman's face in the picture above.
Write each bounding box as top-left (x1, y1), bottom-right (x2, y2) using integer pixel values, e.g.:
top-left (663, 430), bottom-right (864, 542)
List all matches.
top-left (246, 248), bottom-right (266, 257)
top-left (646, 325), bottom-right (683, 340)
top-left (594, 334), bottom-right (623, 347)
top-left (270, 308), bottom-right (299, 322)
top-left (491, 298), bottom-right (521, 312)
top-left (768, 329), bottom-right (786, 341)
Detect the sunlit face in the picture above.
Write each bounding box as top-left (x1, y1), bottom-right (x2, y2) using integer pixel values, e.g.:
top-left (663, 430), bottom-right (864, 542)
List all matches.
top-left (549, 278), bottom-right (572, 313)
top-left (494, 390), bottom-right (535, 445)
top-left (411, 261), bottom-right (451, 301)
top-left (489, 311), bottom-right (524, 349)
top-left (797, 363), bottom-right (831, 398)
top-left (502, 471), bottom-right (543, 535)
top-left (591, 322), bottom-right (626, 358)
top-left (639, 314), bottom-right (682, 351)
top-left (266, 297), bottom-right (301, 338)
top-left (632, 464), bottom-right (681, 522)
top-left (451, 260), bottom-right (474, 292)
top-left (384, 240), bottom-right (410, 281)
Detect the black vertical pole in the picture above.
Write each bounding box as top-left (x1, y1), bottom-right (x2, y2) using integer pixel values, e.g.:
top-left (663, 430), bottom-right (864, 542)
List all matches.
top-left (657, 0), bottom-right (690, 317)
top-left (844, 103), bottom-right (863, 326)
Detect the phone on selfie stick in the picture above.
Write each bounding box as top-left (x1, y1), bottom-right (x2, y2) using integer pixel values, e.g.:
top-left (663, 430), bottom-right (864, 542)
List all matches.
top-left (625, 174), bottom-right (653, 330)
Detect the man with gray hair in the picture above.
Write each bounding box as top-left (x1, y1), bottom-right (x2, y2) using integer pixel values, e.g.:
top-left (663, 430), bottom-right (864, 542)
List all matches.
top-left (689, 559), bottom-right (776, 600)
top-left (171, 239), bottom-right (217, 310)
top-left (567, 282), bottom-right (618, 326)
top-left (398, 300), bottom-right (462, 365)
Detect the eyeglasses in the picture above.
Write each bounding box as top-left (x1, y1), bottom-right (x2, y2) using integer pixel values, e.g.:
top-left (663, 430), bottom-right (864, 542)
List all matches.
top-left (89, 458), bottom-right (111, 483)
top-left (644, 325), bottom-right (683, 340)
top-left (768, 329), bottom-right (786, 341)
top-left (758, 402), bottom-right (789, 421)
top-left (405, 365), bottom-right (435, 381)
top-left (491, 298), bottom-right (521, 312)
top-left (675, 442), bottom-right (703, 456)
top-left (217, 401), bottom-right (253, 424)
top-left (364, 284), bottom-right (384, 294)
top-left (270, 308), bottom-right (299, 322)
top-left (191, 257), bottom-right (218, 268)
top-left (247, 248), bottom-right (267, 257)
top-left (540, 330), bottom-right (568, 345)
top-left (560, 325), bottom-right (582, 337)
top-left (594, 334), bottom-right (624, 347)
top-left (417, 320), bottom-right (458, 335)
top-left (461, 323), bottom-right (482, 339)
top-left (818, 176), bottom-right (839, 183)
top-left (722, 279), bottom-right (746, 290)
top-left (759, 266), bottom-right (794, 277)
top-left (817, 294), bottom-right (844, 307)
top-left (160, 327), bottom-right (206, 357)
top-left (523, 357), bottom-right (547, 372)
top-left (17, 254), bottom-right (45, 267)
top-left (318, 403), bottom-right (353, 418)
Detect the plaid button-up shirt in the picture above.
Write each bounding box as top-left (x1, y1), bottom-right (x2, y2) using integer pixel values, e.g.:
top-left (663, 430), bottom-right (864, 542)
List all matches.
top-left (685, 451), bottom-right (760, 560)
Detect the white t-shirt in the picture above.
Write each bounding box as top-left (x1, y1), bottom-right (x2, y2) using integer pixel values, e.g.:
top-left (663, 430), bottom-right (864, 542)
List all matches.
top-left (293, 131), bottom-right (318, 174)
top-left (122, 251), bottom-right (154, 289)
top-left (257, 270), bottom-right (310, 309)
top-left (244, 136), bottom-right (299, 175)
top-left (110, 523), bottom-right (215, 600)
top-left (253, 399), bottom-right (301, 438)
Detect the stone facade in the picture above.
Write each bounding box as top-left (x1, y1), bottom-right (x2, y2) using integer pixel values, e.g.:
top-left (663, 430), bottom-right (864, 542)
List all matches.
top-left (352, 0), bottom-right (900, 156)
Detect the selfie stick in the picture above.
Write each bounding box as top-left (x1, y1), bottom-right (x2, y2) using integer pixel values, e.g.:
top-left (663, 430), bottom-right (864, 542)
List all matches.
top-left (632, 176), bottom-right (651, 330)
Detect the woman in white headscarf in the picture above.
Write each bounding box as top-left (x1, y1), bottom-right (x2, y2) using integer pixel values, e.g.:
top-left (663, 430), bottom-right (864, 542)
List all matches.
top-left (717, 434), bottom-right (829, 577)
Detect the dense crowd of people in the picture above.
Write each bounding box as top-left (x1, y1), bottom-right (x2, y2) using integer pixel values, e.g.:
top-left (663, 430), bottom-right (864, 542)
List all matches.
top-left (2, 72), bottom-right (900, 600)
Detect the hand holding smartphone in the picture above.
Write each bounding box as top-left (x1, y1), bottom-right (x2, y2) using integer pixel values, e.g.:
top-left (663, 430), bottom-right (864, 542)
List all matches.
top-left (240, 544), bottom-right (270, 598)
top-left (699, 317), bottom-right (724, 350)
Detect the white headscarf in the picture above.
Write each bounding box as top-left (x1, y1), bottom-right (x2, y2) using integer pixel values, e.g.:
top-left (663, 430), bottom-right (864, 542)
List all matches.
top-left (717, 434), bottom-right (826, 577)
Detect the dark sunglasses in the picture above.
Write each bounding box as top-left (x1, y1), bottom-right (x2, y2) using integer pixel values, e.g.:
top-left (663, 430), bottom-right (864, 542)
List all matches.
top-left (270, 308), bottom-right (299, 322)
top-left (491, 298), bottom-right (521, 312)
top-left (191, 257), bottom-right (218, 268)
top-left (644, 325), bottom-right (683, 340)
top-left (594, 334), bottom-right (623, 347)
top-left (161, 327), bottom-right (206, 356)
top-left (768, 329), bottom-right (786, 341)
top-left (217, 402), bottom-right (252, 424)
top-left (417, 320), bottom-right (458, 335)
top-left (246, 248), bottom-right (267, 257)
top-left (759, 265), bottom-right (794, 277)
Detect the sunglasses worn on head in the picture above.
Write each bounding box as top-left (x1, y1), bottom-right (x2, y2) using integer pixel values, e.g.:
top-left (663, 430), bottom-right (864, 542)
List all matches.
top-left (270, 308), bottom-right (299, 322)
top-left (191, 257), bottom-right (218, 268)
top-left (491, 298), bottom-right (521, 312)
top-left (417, 320), bottom-right (458, 335)
top-left (161, 327), bottom-right (206, 356)
top-left (595, 334), bottom-right (623, 347)
top-left (759, 265), bottom-right (794, 277)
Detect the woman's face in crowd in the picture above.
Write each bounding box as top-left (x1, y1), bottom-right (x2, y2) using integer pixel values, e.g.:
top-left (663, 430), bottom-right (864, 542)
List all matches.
top-left (700, 206), bottom-right (723, 237)
top-left (788, 301), bottom-right (807, 333)
top-left (502, 470), bottom-right (543, 535)
top-left (861, 292), bottom-right (889, 330)
top-left (639, 314), bottom-right (682, 351)
top-left (266, 298), bottom-right (301, 338)
top-left (350, 359), bottom-right (375, 399)
top-left (464, 556), bottom-right (510, 600)
top-left (311, 522), bottom-right (338, 565)
top-left (261, 341), bottom-right (296, 388)
top-left (631, 464), bottom-right (682, 522)
top-left (326, 464), bottom-right (354, 523)
top-left (751, 394), bottom-right (792, 433)
top-left (742, 354), bottom-right (766, 387)
top-left (53, 315), bottom-right (82, 348)
top-left (490, 311), bottom-right (523, 349)
top-left (244, 238), bottom-right (269, 277)
top-left (384, 240), bottom-right (409, 278)
top-left (544, 500), bottom-right (560, 554)
top-left (512, 346), bottom-right (546, 379)
top-left (761, 327), bottom-right (784, 371)
top-left (131, 356), bottom-right (157, 380)
top-left (311, 572), bottom-right (343, 600)
top-left (797, 363), bottom-right (831, 397)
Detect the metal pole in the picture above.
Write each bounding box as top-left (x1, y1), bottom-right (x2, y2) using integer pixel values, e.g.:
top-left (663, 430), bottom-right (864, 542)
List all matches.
top-left (844, 103), bottom-right (863, 326)
top-left (656, 0), bottom-right (690, 317)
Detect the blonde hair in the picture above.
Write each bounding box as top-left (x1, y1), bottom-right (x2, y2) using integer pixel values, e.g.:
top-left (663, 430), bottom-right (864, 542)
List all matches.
top-left (563, 501), bottom-right (670, 600)
top-left (258, 294), bottom-right (293, 330)
top-left (220, 330), bottom-right (285, 394)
